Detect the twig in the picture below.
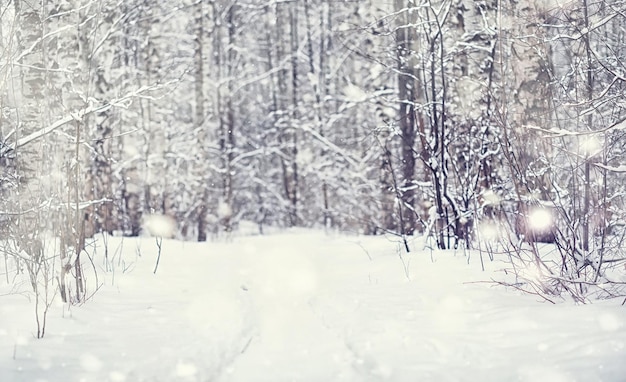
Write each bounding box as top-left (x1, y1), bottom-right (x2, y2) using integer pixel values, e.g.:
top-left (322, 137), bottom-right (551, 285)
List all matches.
top-left (482, 278), bottom-right (557, 304)
top-left (352, 241), bottom-right (373, 261)
top-left (241, 336), bottom-right (253, 354)
top-left (153, 237), bottom-right (163, 274)
top-left (398, 245), bottom-right (411, 280)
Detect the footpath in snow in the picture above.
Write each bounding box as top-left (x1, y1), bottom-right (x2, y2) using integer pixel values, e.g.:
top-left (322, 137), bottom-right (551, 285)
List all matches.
top-left (1, 230), bottom-right (625, 382)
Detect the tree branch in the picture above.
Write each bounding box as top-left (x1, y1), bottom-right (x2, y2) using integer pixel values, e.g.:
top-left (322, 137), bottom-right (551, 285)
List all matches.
top-left (1, 83), bottom-right (173, 157)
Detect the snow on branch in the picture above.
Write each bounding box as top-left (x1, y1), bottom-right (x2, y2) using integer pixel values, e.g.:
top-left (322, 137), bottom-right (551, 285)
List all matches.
top-left (526, 117), bottom-right (626, 138)
top-left (0, 83), bottom-right (173, 158)
top-left (298, 124), bottom-right (359, 168)
top-left (594, 163), bottom-right (626, 173)
top-left (0, 103), bottom-right (111, 158)
top-left (548, 11), bottom-right (621, 42)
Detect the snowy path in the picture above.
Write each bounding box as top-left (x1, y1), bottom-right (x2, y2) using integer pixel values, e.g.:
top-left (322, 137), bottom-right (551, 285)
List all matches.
top-left (1, 231), bottom-right (625, 381)
top-left (218, 235), bottom-right (362, 382)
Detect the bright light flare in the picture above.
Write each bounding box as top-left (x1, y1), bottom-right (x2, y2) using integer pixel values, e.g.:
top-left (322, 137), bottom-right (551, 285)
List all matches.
top-left (527, 208), bottom-right (552, 232)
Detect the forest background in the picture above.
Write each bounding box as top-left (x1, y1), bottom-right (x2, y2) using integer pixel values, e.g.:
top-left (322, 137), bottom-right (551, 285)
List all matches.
top-left (1, 0), bottom-right (626, 305)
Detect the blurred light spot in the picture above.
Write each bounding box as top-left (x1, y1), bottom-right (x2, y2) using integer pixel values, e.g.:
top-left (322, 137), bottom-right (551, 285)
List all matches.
top-left (597, 313), bottom-right (623, 331)
top-left (478, 221), bottom-right (499, 241)
top-left (80, 353), bottom-right (102, 372)
top-left (143, 214), bottom-right (176, 238)
top-left (109, 371), bottom-right (127, 382)
top-left (176, 360), bottom-right (197, 378)
top-left (579, 136), bottom-right (602, 156)
top-left (528, 208), bottom-right (552, 232)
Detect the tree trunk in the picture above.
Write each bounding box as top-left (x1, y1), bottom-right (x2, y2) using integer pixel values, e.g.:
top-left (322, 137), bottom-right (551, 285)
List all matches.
top-left (395, 0), bottom-right (417, 236)
top-left (194, 0), bottom-right (207, 241)
top-left (287, 1), bottom-right (300, 227)
top-left (222, 3), bottom-right (237, 233)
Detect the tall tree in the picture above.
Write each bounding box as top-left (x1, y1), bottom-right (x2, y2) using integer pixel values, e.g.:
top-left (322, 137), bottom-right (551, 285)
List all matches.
top-left (394, 0), bottom-right (418, 237)
top-left (195, 0), bottom-right (208, 241)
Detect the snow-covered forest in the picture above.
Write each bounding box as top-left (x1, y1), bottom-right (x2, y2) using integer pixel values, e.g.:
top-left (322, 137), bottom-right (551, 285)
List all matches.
top-left (1, 0), bottom-right (626, 380)
top-left (3, 0), bottom-right (626, 295)
top-left (2, 0), bottom-right (624, 241)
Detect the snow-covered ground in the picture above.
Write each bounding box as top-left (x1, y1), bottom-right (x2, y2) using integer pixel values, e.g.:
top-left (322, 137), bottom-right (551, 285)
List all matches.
top-left (1, 230), bottom-right (625, 382)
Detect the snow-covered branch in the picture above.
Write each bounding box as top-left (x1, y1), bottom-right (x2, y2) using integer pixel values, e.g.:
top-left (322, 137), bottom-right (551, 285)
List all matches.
top-left (594, 163), bottom-right (626, 173)
top-left (0, 83), bottom-right (173, 158)
top-left (547, 11), bottom-right (621, 42)
top-left (526, 117), bottom-right (626, 138)
top-left (298, 124), bottom-right (359, 168)
top-left (0, 102), bottom-right (110, 158)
